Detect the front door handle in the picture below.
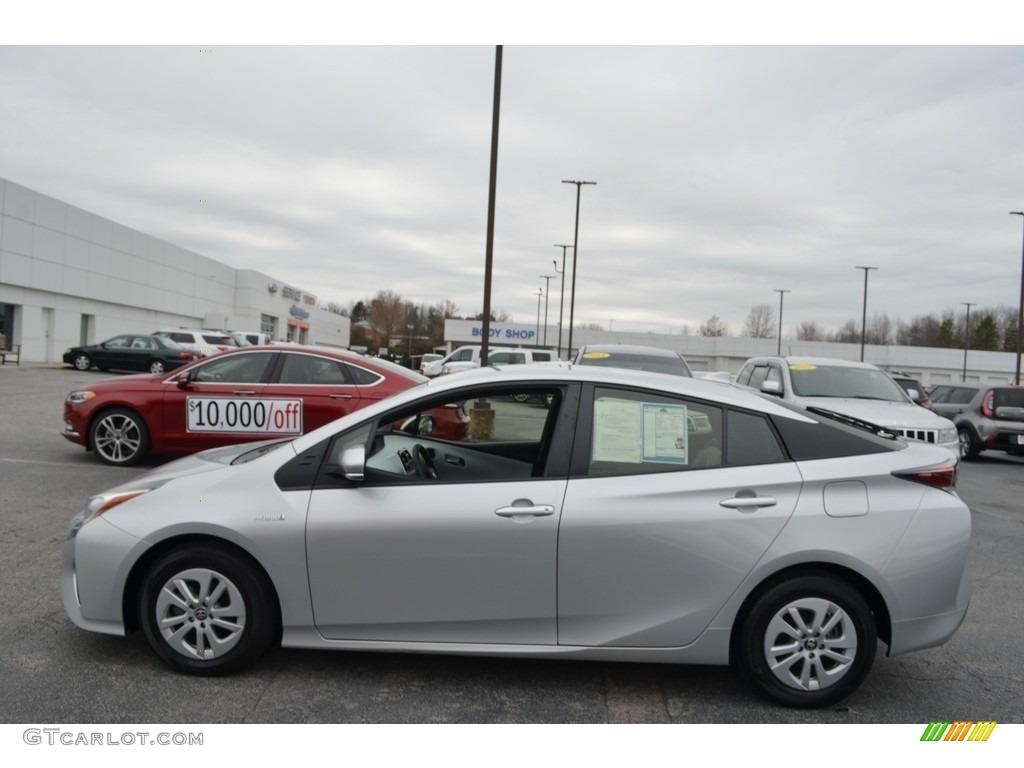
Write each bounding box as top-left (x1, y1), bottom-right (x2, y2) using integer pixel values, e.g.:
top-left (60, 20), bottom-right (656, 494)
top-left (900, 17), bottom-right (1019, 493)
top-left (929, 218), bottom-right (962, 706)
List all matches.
top-left (330, 393), bottom-right (355, 400)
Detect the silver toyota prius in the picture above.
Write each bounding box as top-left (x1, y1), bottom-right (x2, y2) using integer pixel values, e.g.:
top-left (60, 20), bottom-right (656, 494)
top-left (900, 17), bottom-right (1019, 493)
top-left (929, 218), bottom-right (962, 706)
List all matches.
top-left (61, 365), bottom-right (971, 708)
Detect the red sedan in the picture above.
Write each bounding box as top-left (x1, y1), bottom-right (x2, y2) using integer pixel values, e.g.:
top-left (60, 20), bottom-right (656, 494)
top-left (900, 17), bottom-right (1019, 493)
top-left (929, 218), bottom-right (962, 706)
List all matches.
top-left (62, 346), bottom-right (465, 465)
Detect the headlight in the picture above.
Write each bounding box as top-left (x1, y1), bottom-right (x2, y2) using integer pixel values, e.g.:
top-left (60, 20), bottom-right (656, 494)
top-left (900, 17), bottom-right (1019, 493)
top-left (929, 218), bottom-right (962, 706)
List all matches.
top-left (65, 390), bottom-right (96, 404)
top-left (69, 480), bottom-right (169, 539)
top-left (938, 428), bottom-right (956, 444)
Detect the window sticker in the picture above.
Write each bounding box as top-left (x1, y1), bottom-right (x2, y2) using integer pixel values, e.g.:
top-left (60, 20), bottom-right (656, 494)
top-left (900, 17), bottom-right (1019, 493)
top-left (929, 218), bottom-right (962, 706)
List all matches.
top-left (592, 398), bottom-right (690, 465)
top-left (187, 397), bottom-right (303, 434)
top-left (592, 398), bottom-right (642, 463)
top-left (789, 363), bottom-right (817, 371)
top-left (582, 351), bottom-right (612, 359)
top-left (642, 403), bottom-right (688, 464)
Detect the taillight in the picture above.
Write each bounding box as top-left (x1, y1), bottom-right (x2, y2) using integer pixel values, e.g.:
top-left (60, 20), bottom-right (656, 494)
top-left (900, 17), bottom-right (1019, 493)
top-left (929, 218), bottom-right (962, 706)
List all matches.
top-left (893, 459), bottom-right (958, 493)
top-left (177, 352), bottom-right (192, 360)
top-left (981, 390), bottom-right (995, 419)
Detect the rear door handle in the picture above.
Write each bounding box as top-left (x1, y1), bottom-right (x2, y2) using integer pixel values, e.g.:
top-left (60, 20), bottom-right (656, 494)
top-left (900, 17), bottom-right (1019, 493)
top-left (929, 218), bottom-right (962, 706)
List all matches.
top-left (330, 393), bottom-right (355, 400)
top-left (720, 495), bottom-right (777, 510)
top-left (232, 390), bottom-right (257, 396)
top-left (495, 505), bottom-right (555, 519)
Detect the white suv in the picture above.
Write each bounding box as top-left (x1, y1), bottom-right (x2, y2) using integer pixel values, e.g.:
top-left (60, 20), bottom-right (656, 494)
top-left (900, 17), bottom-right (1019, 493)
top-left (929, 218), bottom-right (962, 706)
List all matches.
top-left (153, 329), bottom-right (237, 357)
top-left (736, 356), bottom-right (959, 458)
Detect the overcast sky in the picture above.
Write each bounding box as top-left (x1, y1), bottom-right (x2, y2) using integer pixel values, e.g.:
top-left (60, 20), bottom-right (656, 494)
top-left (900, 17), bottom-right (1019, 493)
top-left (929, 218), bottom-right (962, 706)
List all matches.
top-left (2, 42), bottom-right (1023, 336)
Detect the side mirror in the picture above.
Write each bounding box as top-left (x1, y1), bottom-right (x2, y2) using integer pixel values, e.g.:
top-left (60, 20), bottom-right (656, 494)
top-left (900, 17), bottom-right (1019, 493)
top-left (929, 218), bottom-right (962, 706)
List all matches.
top-left (760, 380), bottom-right (783, 396)
top-left (340, 445), bottom-right (366, 481)
top-left (175, 369), bottom-right (196, 389)
top-left (906, 388), bottom-right (920, 401)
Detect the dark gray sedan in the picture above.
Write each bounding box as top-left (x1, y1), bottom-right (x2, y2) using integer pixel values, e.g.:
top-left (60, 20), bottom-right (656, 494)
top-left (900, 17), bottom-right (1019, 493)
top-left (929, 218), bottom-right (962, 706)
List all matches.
top-left (63, 334), bottom-right (198, 374)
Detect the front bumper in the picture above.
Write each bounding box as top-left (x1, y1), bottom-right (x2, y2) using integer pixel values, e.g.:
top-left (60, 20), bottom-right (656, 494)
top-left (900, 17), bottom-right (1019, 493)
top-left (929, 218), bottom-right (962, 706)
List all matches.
top-left (60, 514), bottom-right (136, 637)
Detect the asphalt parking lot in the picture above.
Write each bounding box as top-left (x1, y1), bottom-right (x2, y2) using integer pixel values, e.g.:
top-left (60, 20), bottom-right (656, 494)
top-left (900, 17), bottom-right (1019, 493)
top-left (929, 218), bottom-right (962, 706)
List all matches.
top-left (1, 364), bottom-right (1022, 724)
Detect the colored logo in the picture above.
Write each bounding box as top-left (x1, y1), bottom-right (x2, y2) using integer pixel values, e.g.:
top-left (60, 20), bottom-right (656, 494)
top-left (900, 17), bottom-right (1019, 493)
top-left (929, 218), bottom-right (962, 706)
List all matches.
top-left (921, 721), bottom-right (997, 742)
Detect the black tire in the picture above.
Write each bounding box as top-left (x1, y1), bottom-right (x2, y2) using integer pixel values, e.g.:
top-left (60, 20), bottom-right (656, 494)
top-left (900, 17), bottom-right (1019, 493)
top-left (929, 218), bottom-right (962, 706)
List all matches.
top-left (72, 353), bottom-right (92, 371)
top-left (88, 407), bottom-right (150, 466)
top-left (958, 425), bottom-right (981, 461)
top-left (737, 575), bottom-right (876, 708)
top-left (147, 359), bottom-right (167, 374)
top-left (139, 545), bottom-right (278, 676)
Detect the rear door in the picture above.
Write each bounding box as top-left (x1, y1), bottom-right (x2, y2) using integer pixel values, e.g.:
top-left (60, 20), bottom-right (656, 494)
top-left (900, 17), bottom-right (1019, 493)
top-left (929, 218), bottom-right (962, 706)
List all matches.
top-left (557, 384), bottom-right (801, 648)
top-left (268, 351), bottom-right (369, 431)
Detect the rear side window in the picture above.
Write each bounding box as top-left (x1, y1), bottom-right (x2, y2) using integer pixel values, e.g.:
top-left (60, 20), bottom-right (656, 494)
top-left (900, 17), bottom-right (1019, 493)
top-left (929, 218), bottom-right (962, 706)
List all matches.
top-left (994, 388), bottom-right (1024, 409)
top-left (948, 387), bottom-right (978, 405)
top-left (345, 364), bottom-right (384, 385)
top-left (585, 387), bottom-right (788, 477)
top-left (727, 411), bottom-right (786, 465)
top-left (533, 352), bottom-right (552, 362)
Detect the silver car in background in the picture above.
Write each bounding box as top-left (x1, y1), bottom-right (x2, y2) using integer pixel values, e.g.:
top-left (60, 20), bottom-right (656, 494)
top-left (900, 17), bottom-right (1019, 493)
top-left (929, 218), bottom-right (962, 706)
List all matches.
top-left (736, 356), bottom-right (960, 458)
top-left (61, 365), bottom-right (970, 708)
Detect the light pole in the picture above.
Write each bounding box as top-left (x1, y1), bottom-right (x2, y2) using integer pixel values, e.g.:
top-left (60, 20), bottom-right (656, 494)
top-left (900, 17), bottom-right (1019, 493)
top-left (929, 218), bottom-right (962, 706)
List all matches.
top-left (562, 180), bottom-right (596, 358)
top-left (961, 302), bottom-right (975, 383)
top-left (553, 244), bottom-right (571, 358)
top-left (406, 323), bottom-right (414, 360)
top-left (535, 288), bottom-right (543, 341)
top-left (774, 289), bottom-right (790, 356)
top-left (855, 266), bottom-right (878, 362)
top-left (539, 274), bottom-right (556, 347)
top-left (1012, 212), bottom-right (1024, 385)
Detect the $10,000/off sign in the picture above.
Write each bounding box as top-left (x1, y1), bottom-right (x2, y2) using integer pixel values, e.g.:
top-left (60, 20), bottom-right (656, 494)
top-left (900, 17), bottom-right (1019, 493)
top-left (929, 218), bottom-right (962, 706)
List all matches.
top-left (187, 397), bottom-right (303, 434)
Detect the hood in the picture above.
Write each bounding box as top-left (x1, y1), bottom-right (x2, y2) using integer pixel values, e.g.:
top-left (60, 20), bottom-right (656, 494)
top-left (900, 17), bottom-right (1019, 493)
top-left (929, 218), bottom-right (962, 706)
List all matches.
top-left (795, 397), bottom-right (954, 429)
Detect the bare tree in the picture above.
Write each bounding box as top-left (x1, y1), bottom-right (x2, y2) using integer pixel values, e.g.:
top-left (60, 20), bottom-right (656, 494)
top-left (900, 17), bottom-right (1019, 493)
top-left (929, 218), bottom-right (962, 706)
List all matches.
top-left (796, 321), bottom-right (826, 341)
top-left (866, 313), bottom-right (894, 345)
top-left (368, 290), bottom-right (406, 341)
top-left (698, 315), bottom-right (728, 337)
top-left (742, 304), bottom-right (776, 339)
top-left (831, 319), bottom-right (860, 344)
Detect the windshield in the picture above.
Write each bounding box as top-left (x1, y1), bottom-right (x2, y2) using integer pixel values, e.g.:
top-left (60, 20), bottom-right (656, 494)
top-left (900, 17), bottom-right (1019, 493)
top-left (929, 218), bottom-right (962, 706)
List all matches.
top-left (790, 364), bottom-right (907, 401)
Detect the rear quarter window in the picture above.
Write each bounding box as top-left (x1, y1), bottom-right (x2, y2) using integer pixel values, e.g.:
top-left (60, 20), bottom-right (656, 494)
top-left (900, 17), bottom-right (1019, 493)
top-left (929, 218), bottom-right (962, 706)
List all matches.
top-left (770, 411), bottom-right (901, 460)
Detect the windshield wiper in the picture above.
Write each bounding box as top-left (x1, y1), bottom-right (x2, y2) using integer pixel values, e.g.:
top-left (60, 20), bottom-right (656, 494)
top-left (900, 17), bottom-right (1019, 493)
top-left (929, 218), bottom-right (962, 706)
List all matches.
top-left (805, 407), bottom-right (898, 439)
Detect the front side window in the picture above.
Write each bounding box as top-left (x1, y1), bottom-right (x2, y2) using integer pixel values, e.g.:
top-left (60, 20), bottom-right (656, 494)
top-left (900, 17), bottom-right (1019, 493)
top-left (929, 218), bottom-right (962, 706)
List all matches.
top-left (191, 352), bottom-right (275, 383)
top-left (327, 386), bottom-right (564, 486)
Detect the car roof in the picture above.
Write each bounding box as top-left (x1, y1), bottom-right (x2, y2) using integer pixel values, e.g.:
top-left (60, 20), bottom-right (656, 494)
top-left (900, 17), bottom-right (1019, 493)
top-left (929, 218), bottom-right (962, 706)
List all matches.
top-left (578, 344), bottom-right (682, 358)
top-left (748, 355), bottom-right (881, 371)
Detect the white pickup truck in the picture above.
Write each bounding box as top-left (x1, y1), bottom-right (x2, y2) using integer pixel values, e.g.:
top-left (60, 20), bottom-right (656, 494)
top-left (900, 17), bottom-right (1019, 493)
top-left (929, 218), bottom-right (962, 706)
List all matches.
top-left (423, 346), bottom-right (559, 377)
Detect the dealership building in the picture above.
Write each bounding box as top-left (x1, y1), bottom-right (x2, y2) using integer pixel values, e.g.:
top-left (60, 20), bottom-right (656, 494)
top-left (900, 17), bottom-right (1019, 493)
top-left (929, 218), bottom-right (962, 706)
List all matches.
top-left (0, 176), bottom-right (349, 363)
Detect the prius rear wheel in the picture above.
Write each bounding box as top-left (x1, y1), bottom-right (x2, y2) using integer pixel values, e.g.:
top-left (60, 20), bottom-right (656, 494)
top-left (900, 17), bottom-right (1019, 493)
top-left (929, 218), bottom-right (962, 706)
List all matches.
top-left (738, 575), bottom-right (876, 708)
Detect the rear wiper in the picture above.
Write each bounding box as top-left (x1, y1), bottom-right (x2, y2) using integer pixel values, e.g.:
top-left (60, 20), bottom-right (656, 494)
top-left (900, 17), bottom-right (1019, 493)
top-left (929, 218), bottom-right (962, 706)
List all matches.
top-left (805, 406), bottom-right (898, 439)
